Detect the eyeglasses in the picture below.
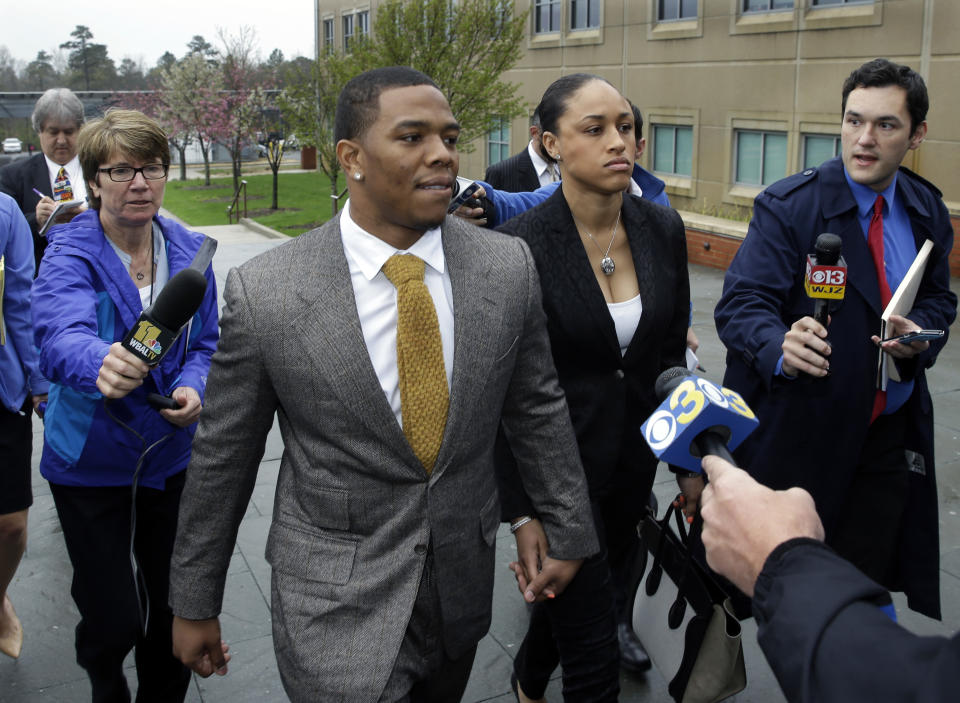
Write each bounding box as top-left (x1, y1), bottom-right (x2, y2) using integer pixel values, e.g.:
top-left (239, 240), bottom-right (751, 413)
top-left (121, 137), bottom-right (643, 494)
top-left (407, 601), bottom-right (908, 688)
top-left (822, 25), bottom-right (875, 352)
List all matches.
top-left (97, 164), bottom-right (169, 182)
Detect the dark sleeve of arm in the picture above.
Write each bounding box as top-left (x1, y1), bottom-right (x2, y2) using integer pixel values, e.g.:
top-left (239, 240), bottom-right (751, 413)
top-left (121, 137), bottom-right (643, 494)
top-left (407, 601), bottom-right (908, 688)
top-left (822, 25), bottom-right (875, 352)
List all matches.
top-left (753, 539), bottom-right (960, 703)
top-left (498, 238), bottom-right (598, 560)
top-left (0, 164), bottom-right (39, 234)
top-left (661, 208), bottom-right (691, 372)
top-left (168, 267), bottom-right (279, 619)
top-left (714, 193), bottom-right (804, 389)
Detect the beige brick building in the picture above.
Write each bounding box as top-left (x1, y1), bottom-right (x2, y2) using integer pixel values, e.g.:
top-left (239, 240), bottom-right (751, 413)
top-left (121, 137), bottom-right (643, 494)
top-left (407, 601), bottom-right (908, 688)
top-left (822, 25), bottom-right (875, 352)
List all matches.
top-left (314, 0), bottom-right (960, 269)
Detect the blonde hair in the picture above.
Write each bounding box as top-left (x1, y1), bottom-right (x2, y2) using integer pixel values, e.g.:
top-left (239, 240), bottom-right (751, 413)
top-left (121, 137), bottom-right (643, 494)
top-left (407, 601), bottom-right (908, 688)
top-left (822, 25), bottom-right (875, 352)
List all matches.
top-left (78, 109), bottom-right (170, 209)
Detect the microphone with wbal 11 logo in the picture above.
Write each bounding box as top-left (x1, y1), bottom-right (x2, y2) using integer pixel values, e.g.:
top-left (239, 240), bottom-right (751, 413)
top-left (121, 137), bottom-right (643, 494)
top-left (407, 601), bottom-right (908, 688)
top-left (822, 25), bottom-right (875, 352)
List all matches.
top-left (641, 367), bottom-right (759, 473)
top-left (120, 268), bottom-right (208, 409)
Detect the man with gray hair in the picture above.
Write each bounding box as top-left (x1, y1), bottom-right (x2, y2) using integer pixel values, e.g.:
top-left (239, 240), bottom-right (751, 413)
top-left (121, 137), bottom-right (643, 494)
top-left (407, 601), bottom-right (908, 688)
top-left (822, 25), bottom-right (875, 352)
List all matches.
top-left (0, 87), bottom-right (87, 271)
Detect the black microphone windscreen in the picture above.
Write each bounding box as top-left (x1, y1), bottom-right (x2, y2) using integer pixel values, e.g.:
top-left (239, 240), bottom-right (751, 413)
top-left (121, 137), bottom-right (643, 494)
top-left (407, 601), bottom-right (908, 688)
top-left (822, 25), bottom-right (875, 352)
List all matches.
top-left (655, 366), bottom-right (691, 403)
top-left (149, 268), bottom-right (208, 330)
top-left (814, 233), bottom-right (842, 264)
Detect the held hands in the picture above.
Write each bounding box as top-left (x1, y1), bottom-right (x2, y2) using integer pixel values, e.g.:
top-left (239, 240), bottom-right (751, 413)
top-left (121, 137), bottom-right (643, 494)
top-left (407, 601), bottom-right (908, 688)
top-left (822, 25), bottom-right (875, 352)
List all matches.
top-left (676, 473), bottom-right (706, 520)
top-left (781, 315), bottom-right (831, 377)
top-left (699, 455), bottom-right (824, 597)
top-left (872, 314), bottom-right (929, 360)
top-left (160, 386), bottom-right (202, 427)
top-left (97, 342), bottom-right (150, 398)
top-left (172, 616), bottom-right (231, 677)
top-left (509, 518), bottom-right (584, 602)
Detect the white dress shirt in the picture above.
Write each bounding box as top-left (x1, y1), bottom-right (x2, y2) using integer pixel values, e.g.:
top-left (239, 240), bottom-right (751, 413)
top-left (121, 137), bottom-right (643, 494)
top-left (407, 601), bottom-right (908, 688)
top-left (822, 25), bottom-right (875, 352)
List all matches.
top-left (528, 141), bottom-right (559, 188)
top-left (44, 155), bottom-right (87, 202)
top-left (339, 200), bottom-right (455, 428)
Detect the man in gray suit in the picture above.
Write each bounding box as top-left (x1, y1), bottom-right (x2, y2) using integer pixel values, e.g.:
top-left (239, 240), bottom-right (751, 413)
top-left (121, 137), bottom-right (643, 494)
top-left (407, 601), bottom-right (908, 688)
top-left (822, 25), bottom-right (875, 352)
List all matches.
top-left (169, 66), bottom-right (597, 702)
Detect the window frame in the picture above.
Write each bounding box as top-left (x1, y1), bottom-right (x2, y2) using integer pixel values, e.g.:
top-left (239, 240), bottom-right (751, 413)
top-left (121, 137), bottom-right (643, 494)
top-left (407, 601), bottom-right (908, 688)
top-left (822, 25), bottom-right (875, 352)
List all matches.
top-left (801, 133), bottom-right (841, 170)
top-left (342, 13), bottom-right (355, 52)
top-left (658, 0), bottom-right (698, 22)
top-left (734, 129), bottom-right (789, 187)
top-left (534, 0), bottom-right (562, 34)
top-left (322, 17), bottom-right (335, 52)
top-left (742, 0), bottom-right (793, 12)
top-left (487, 117), bottom-right (511, 168)
top-left (651, 124), bottom-right (694, 177)
top-left (570, 0), bottom-right (600, 30)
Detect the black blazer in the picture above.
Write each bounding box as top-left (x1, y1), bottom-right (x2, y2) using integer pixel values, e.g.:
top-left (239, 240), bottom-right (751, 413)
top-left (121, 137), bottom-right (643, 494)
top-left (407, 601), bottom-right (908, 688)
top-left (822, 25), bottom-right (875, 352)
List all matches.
top-left (484, 147), bottom-right (541, 193)
top-left (0, 153), bottom-right (51, 271)
top-left (494, 188), bottom-right (690, 517)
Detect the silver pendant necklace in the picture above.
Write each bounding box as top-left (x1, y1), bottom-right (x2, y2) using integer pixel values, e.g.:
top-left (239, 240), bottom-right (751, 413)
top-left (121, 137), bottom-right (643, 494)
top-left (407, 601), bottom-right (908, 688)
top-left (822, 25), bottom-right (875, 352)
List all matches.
top-left (574, 209), bottom-right (622, 276)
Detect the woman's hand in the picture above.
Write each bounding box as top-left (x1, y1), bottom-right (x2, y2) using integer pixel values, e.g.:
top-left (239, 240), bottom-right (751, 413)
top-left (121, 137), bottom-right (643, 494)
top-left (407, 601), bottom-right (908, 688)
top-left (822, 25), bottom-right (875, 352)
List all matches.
top-left (676, 473), bottom-right (706, 521)
top-left (160, 386), bottom-right (202, 427)
top-left (97, 342), bottom-right (150, 399)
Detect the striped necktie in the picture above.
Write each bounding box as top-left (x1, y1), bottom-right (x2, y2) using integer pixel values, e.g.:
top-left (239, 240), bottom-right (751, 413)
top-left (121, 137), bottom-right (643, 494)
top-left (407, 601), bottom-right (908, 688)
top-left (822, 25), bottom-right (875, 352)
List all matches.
top-left (53, 167), bottom-right (73, 201)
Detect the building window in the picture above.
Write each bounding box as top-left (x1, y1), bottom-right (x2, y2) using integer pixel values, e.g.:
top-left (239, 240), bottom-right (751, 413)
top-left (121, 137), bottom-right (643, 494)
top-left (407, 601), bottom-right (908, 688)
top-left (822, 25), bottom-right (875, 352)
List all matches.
top-left (534, 0), bottom-right (561, 33)
top-left (323, 19), bottom-right (335, 52)
top-left (658, 0), bottom-right (698, 20)
top-left (735, 130), bottom-right (787, 186)
top-left (812, 0), bottom-right (869, 5)
top-left (343, 14), bottom-right (355, 52)
top-left (803, 134), bottom-right (840, 169)
top-left (488, 118), bottom-right (511, 166)
top-left (570, 0), bottom-right (600, 29)
top-left (357, 10), bottom-right (370, 37)
top-left (743, 0), bottom-right (792, 11)
top-left (652, 125), bottom-right (693, 176)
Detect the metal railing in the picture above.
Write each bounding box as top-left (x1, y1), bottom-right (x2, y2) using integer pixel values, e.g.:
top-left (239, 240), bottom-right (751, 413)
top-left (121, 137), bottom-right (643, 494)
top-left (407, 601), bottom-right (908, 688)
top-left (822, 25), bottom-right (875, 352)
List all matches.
top-left (331, 186), bottom-right (348, 215)
top-left (227, 179), bottom-right (248, 223)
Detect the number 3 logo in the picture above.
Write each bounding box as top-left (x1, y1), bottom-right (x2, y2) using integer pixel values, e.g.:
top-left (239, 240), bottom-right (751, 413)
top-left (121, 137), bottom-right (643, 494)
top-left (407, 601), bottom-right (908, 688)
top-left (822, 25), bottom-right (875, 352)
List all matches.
top-left (722, 388), bottom-right (755, 419)
top-left (669, 379), bottom-right (705, 425)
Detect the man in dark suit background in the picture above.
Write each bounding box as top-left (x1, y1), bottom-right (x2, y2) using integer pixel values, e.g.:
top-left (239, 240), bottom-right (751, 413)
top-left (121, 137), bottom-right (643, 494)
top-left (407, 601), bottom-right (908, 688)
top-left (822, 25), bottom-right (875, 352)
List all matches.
top-left (0, 88), bottom-right (87, 272)
top-left (484, 109), bottom-right (557, 192)
top-left (714, 58), bottom-right (955, 619)
top-left (169, 67), bottom-right (597, 703)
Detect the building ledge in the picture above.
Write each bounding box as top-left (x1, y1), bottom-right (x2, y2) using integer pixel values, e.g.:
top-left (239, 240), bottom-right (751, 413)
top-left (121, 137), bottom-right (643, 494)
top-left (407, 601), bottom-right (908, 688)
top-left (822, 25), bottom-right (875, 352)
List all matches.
top-left (678, 210), bottom-right (749, 240)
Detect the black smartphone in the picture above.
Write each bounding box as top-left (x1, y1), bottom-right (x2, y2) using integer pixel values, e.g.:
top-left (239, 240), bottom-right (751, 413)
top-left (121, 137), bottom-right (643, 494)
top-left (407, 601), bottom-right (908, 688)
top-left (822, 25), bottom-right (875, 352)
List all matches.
top-left (880, 329), bottom-right (944, 345)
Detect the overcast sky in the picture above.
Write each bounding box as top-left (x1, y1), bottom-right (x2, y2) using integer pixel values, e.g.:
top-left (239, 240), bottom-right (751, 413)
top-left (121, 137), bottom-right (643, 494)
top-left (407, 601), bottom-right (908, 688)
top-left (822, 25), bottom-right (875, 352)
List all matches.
top-left (1, 3), bottom-right (316, 68)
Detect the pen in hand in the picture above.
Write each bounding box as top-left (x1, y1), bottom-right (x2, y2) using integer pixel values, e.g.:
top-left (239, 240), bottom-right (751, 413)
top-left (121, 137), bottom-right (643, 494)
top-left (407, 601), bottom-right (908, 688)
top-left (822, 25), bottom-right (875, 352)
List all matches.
top-left (32, 187), bottom-right (45, 198)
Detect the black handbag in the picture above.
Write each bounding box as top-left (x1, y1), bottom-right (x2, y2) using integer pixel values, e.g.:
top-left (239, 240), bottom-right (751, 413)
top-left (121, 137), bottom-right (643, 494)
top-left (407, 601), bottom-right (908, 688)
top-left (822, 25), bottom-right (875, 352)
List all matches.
top-left (629, 496), bottom-right (746, 703)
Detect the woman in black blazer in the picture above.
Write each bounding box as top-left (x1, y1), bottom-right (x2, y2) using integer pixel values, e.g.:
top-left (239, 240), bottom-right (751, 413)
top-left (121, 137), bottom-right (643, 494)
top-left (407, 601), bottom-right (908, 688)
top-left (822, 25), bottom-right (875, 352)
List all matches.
top-left (495, 74), bottom-right (693, 702)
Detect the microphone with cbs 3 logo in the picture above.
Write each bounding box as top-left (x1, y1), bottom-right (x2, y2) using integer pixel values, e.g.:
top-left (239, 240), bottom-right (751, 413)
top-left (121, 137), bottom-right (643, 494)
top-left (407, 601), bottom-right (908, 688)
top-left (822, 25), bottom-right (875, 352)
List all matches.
top-left (804, 232), bottom-right (846, 327)
top-left (641, 367), bottom-right (759, 474)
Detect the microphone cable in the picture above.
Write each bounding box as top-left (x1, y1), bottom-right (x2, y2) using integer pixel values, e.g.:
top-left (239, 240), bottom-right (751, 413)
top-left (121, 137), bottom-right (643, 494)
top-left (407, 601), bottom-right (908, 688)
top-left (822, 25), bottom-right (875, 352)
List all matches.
top-left (103, 397), bottom-right (176, 637)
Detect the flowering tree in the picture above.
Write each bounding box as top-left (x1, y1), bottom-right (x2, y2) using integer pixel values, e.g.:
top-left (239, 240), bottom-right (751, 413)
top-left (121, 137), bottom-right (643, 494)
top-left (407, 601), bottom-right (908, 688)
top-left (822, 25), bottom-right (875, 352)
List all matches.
top-left (217, 27), bottom-right (264, 194)
top-left (160, 53), bottom-right (226, 186)
top-left (110, 90), bottom-right (194, 181)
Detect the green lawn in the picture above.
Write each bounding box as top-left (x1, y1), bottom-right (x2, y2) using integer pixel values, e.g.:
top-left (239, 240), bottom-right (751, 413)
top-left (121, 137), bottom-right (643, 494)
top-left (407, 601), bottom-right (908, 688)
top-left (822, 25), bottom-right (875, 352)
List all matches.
top-left (163, 171), bottom-right (346, 236)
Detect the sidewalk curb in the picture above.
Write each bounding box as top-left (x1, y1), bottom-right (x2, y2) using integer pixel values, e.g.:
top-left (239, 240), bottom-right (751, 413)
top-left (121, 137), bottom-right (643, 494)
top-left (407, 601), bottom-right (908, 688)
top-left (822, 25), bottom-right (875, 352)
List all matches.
top-left (240, 217), bottom-right (288, 240)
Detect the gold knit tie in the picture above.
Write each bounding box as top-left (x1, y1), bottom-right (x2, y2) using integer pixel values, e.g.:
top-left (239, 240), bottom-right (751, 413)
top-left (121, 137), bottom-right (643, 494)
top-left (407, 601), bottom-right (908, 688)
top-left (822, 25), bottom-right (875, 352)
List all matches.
top-left (382, 254), bottom-right (449, 473)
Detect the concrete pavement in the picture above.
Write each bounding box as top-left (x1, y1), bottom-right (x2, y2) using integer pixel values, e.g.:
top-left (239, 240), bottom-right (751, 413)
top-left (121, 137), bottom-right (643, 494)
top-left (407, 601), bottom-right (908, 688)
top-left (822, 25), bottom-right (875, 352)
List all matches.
top-left (2, 217), bottom-right (958, 702)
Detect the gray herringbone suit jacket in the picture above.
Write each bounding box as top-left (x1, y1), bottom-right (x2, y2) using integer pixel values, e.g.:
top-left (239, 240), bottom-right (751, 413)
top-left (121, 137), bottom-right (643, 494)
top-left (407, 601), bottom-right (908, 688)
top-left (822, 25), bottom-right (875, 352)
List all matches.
top-left (169, 214), bottom-right (597, 702)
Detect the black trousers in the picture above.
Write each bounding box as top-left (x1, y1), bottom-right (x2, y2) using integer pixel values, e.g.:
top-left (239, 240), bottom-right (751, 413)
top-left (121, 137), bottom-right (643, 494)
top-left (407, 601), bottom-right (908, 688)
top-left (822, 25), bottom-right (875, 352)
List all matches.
top-left (829, 408), bottom-right (910, 590)
top-left (50, 471), bottom-right (191, 703)
top-left (513, 503), bottom-right (620, 702)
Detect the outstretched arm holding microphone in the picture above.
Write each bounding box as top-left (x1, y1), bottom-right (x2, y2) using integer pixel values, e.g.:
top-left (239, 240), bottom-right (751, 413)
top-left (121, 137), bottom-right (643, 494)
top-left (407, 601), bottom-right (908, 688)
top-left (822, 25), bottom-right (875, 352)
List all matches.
top-left (699, 455), bottom-right (960, 703)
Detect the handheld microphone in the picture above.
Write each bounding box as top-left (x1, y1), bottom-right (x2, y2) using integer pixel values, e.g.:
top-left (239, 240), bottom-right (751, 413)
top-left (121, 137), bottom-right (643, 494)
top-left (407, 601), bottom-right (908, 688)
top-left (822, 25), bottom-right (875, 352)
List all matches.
top-left (804, 233), bottom-right (846, 327)
top-left (121, 268), bottom-right (208, 366)
top-left (640, 367), bottom-right (759, 473)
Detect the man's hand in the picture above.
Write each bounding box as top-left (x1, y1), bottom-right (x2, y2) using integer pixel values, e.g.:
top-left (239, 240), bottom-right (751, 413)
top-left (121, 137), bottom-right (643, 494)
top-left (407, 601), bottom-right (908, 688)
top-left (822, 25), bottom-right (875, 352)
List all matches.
top-left (31, 394), bottom-right (48, 418)
top-left (172, 616), bottom-right (231, 677)
top-left (35, 196), bottom-right (84, 228)
top-left (97, 342), bottom-right (150, 399)
top-left (509, 518), bottom-right (548, 597)
top-left (451, 185), bottom-right (487, 227)
top-left (781, 315), bottom-right (831, 377)
top-left (160, 386), bottom-right (202, 427)
top-left (872, 313), bottom-right (930, 360)
top-left (699, 455), bottom-right (824, 596)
